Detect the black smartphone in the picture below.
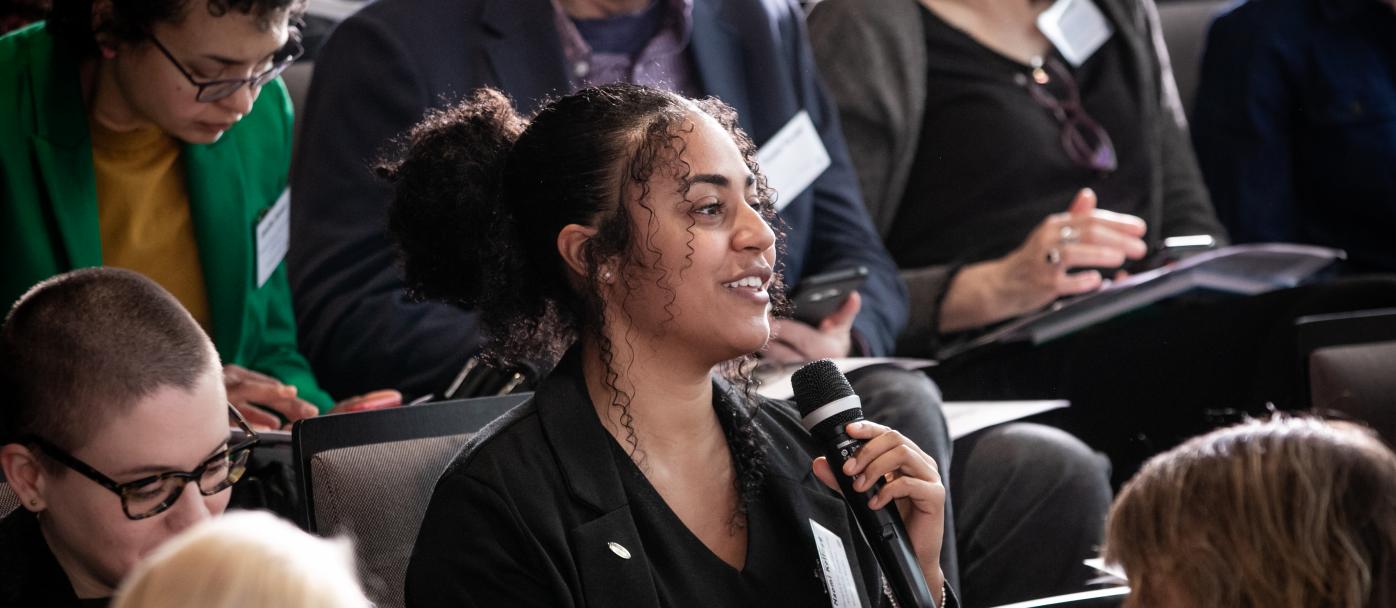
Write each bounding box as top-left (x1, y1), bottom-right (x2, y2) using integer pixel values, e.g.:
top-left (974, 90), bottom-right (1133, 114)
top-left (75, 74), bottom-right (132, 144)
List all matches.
top-left (790, 266), bottom-right (869, 325)
top-left (1139, 234), bottom-right (1218, 271)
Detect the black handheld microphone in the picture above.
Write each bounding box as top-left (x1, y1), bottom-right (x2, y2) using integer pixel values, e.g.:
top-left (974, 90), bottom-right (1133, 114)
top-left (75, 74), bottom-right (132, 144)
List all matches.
top-left (793, 359), bottom-right (937, 608)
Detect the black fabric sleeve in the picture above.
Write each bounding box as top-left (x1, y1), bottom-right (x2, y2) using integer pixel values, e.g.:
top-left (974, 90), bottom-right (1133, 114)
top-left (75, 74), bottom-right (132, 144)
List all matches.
top-left (404, 468), bottom-right (572, 608)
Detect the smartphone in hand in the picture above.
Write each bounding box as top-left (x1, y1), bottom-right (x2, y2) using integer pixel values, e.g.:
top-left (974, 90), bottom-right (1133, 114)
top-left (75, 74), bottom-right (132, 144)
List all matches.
top-left (789, 266), bottom-right (869, 326)
top-left (1139, 235), bottom-right (1218, 271)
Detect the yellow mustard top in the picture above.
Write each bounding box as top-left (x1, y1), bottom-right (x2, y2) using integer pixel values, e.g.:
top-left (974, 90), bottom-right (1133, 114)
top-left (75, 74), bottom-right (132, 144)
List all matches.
top-left (89, 117), bottom-right (212, 330)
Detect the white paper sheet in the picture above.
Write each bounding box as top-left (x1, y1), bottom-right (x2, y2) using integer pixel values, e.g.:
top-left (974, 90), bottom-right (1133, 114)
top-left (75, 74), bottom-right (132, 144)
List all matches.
top-left (755, 359), bottom-right (1067, 439)
top-left (941, 400), bottom-right (1070, 440)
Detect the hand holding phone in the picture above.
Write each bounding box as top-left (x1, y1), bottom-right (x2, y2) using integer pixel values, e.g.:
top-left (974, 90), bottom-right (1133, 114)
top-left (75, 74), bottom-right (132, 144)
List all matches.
top-left (1138, 235), bottom-right (1217, 271)
top-left (789, 266), bottom-right (869, 325)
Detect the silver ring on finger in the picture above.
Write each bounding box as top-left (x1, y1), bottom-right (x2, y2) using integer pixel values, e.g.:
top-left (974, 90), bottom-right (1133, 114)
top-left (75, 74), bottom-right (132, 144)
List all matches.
top-left (1058, 224), bottom-right (1080, 245)
top-left (1045, 247), bottom-right (1063, 266)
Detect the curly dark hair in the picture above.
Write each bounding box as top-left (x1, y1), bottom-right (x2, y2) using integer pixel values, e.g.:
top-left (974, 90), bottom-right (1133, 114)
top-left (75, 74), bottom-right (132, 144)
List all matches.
top-left (380, 84), bottom-right (791, 524)
top-left (46, 0), bottom-right (306, 56)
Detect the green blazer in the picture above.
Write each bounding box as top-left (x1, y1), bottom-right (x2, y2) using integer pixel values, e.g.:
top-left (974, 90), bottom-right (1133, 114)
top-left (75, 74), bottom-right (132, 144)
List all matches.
top-left (0, 23), bottom-right (332, 411)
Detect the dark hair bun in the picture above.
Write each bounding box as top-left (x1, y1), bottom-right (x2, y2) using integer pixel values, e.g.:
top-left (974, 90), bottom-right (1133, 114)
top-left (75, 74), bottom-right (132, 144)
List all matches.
top-left (380, 88), bottom-right (527, 306)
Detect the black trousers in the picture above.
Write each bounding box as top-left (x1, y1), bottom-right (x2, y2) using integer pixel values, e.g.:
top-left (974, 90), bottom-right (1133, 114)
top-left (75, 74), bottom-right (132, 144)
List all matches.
top-left (850, 365), bottom-right (1113, 608)
top-left (930, 275), bottom-right (1396, 486)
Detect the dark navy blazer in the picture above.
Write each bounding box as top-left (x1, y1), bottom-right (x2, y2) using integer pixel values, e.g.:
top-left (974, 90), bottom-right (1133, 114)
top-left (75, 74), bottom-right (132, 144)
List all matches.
top-left (1192, 0), bottom-right (1396, 272)
top-left (288, 0), bottom-right (909, 399)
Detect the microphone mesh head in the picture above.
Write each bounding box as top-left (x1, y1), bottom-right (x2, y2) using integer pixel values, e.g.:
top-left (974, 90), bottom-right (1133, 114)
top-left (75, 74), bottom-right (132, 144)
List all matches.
top-left (792, 359), bottom-right (856, 417)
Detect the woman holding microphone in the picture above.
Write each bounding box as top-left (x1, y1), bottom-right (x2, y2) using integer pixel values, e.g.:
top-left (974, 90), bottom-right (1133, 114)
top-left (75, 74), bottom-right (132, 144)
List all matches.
top-left (389, 84), bottom-right (950, 607)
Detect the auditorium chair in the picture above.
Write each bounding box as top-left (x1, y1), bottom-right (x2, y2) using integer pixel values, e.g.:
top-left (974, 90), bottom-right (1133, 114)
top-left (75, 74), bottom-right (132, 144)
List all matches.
top-left (281, 60), bottom-right (314, 156)
top-left (0, 472), bottom-right (17, 518)
top-left (1157, 0), bottom-right (1227, 119)
top-left (1298, 308), bottom-right (1396, 445)
top-left (227, 428), bottom-right (301, 522)
top-left (293, 394), bottom-right (529, 608)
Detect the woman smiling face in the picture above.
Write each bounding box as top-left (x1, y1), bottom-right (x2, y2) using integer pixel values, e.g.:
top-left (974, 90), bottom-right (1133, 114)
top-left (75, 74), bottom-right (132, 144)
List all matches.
top-left (603, 108), bottom-right (779, 365)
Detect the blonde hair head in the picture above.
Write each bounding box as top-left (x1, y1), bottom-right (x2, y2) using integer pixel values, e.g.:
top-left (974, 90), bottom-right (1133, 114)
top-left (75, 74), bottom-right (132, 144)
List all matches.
top-left (112, 510), bottom-right (370, 608)
top-left (1104, 416), bottom-right (1396, 608)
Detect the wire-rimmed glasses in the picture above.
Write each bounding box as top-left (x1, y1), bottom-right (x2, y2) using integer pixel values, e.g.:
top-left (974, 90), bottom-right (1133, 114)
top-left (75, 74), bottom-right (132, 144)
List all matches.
top-left (148, 32), bottom-right (304, 103)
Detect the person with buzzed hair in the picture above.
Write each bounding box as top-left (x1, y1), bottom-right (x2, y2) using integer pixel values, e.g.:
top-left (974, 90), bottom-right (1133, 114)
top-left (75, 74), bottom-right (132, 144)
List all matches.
top-left (0, 268), bottom-right (254, 606)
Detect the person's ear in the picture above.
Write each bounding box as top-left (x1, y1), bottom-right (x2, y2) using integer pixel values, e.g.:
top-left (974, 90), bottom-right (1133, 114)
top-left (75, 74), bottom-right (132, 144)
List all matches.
top-left (557, 224), bottom-right (600, 280)
top-left (1, 444), bottom-right (50, 512)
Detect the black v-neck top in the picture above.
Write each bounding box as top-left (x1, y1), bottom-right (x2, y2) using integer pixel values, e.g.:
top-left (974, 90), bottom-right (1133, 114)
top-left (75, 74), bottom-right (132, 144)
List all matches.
top-left (607, 436), bottom-right (830, 607)
top-left (886, 3), bottom-right (1153, 269)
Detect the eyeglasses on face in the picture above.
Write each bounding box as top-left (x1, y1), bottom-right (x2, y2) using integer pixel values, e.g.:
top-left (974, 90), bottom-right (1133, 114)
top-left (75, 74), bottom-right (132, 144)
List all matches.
top-left (1017, 56), bottom-right (1118, 173)
top-left (148, 32), bottom-right (305, 103)
top-left (20, 404), bottom-right (260, 520)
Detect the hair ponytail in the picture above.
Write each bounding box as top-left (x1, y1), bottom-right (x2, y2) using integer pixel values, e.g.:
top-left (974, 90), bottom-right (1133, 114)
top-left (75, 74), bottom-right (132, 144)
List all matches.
top-left (380, 88), bottom-right (526, 308)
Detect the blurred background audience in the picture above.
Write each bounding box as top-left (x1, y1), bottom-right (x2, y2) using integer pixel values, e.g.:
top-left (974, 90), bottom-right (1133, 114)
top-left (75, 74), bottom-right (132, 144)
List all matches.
top-left (809, 0), bottom-right (1396, 483)
top-left (1193, 0), bottom-right (1396, 274)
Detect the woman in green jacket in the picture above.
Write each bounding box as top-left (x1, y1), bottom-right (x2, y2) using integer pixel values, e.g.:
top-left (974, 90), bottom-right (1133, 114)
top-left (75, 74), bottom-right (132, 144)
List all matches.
top-left (0, 0), bottom-right (398, 426)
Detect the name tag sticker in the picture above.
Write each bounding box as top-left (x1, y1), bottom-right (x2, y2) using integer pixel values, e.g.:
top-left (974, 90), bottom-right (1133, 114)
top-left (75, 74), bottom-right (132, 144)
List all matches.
top-left (255, 188), bottom-right (291, 288)
top-left (810, 519), bottom-right (863, 608)
top-left (757, 111), bottom-right (831, 212)
top-left (1037, 0), bottom-right (1114, 67)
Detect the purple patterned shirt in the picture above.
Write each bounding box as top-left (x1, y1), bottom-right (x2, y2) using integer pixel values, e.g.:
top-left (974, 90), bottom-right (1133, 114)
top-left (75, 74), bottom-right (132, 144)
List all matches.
top-left (551, 0), bottom-right (700, 97)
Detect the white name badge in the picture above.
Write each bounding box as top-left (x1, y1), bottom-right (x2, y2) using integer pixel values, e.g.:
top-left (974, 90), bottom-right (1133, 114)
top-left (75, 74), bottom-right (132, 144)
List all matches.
top-left (757, 111), bottom-right (831, 212)
top-left (255, 188), bottom-right (291, 288)
top-left (810, 519), bottom-right (863, 608)
top-left (1037, 0), bottom-right (1114, 67)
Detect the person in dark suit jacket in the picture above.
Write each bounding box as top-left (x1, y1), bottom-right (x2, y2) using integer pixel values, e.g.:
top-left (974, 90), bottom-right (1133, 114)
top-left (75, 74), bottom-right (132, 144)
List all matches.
top-left (1193, 0), bottom-right (1396, 274)
top-left (389, 83), bottom-right (952, 608)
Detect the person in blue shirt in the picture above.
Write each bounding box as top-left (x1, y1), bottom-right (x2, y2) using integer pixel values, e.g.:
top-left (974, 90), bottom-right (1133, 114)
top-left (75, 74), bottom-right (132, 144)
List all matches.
top-left (1193, 0), bottom-right (1396, 273)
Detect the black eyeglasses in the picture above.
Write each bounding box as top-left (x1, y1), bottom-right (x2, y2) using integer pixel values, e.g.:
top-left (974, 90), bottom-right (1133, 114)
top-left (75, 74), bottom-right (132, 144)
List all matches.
top-left (1016, 56), bottom-right (1118, 173)
top-left (148, 32), bottom-right (304, 103)
top-left (20, 405), bottom-right (259, 520)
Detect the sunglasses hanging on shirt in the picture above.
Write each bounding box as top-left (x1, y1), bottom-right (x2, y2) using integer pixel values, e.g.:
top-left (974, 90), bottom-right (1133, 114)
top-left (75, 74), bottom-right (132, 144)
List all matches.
top-left (1016, 55), bottom-right (1119, 173)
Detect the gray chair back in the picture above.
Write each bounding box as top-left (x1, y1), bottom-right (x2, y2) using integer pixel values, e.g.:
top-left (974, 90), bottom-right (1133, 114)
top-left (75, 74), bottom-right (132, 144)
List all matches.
top-left (293, 394), bottom-right (529, 608)
top-left (1311, 341), bottom-right (1396, 444)
top-left (1297, 307), bottom-right (1396, 444)
top-left (0, 480), bottom-right (17, 518)
top-left (1157, 0), bottom-right (1227, 119)
top-left (281, 60), bottom-right (314, 157)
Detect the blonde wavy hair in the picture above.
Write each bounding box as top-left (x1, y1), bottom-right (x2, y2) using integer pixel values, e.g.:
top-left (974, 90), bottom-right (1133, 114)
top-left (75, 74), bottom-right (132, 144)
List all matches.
top-left (1104, 416), bottom-right (1396, 608)
top-left (112, 511), bottom-right (371, 608)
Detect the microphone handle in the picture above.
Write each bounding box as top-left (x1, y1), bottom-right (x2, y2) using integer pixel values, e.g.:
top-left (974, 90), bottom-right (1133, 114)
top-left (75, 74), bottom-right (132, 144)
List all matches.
top-left (826, 435), bottom-right (937, 608)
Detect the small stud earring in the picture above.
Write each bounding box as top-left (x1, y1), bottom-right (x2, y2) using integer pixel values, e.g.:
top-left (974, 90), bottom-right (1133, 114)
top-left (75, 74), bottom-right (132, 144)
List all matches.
top-left (602, 271), bottom-right (613, 282)
top-left (29, 499), bottom-right (38, 507)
